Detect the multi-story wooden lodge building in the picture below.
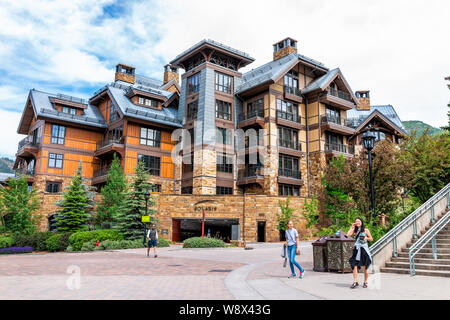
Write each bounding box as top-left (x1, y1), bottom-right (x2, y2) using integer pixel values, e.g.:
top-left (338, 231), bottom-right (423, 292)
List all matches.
top-left (13, 38), bottom-right (406, 242)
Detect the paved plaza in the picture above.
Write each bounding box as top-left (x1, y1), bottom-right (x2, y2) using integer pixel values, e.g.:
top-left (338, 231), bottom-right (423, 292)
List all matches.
top-left (0, 241), bottom-right (449, 300)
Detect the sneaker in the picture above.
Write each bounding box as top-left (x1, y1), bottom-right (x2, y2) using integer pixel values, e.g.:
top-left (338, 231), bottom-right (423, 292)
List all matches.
top-left (288, 274), bottom-right (296, 278)
top-left (299, 271), bottom-right (305, 279)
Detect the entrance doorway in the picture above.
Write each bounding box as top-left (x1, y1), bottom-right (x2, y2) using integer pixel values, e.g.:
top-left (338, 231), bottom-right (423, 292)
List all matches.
top-left (172, 218), bottom-right (239, 242)
top-left (257, 221), bottom-right (266, 242)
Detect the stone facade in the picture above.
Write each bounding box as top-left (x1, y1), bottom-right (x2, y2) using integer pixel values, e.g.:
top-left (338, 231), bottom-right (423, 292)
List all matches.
top-left (114, 72), bottom-right (135, 84)
top-left (273, 46), bottom-right (298, 61)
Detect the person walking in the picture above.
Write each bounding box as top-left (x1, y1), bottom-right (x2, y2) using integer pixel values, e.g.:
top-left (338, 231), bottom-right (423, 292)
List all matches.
top-left (147, 224), bottom-right (158, 258)
top-left (284, 220), bottom-right (305, 278)
top-left (347, 217), bottom-right (373, 289)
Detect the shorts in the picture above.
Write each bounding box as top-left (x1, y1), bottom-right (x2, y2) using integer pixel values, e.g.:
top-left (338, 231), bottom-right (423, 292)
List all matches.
top-left (148, 239), bottom-right (157, 248)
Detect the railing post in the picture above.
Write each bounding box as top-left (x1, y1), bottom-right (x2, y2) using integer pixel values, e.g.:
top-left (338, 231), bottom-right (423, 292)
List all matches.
top-left (413, 212), bottom-right (418, 239)
top-left (409, 254), bottom-right (415, 276)
top-left (430, 204), bottom-right (435, 223)
top-left (392, 234), bottom-right (398, 257)
top-left (432, 235), bottom-right (437, 260)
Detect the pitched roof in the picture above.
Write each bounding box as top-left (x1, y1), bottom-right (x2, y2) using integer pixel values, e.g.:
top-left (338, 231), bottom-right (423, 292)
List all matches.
top-left (28, 89), bottom-right (107, 128)
top-left (237, 52), bottom-right (329, 95)
top-left (347, 105), bottom-right (407, 134)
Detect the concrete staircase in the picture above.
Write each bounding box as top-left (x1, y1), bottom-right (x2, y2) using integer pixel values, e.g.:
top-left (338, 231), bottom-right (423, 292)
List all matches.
top-left (380, 211), bottom-right (450, 277)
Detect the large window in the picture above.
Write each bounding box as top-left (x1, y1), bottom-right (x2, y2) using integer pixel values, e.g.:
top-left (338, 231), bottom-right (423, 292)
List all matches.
top-left (284, 70), bottom-right (299, 89)
top-left (138, 96), bottom-right (158, 108)
top-left (276, 99), bottom-right (299, 122)
top-left (216, 100), bottom-right (232, 120)
top-left (48, 153), bottom-right (63, 169)
top-left (217, 154), bottom-right (233, 173)
top-left (279, 155), bottom-right (300, 179)
top-left (138, 155), bottom-right (161, 176)
top-left (109, 102), bottom-right (120, 122)
top-left (278, 126), bottom-right (299, 150)
top-left (46, 182), bottom-right (61, 193)
top-left (215, 72), bottom-right (232, 94)
top-left (51, 124), bottom-right (65, 145)
top-left (325, 132), bottom-right (344, 146)
top-left (140, 127), bottom-right (161, 147)
top-left (279, 184), bottom-right (300, 196)
top-left (325, 107), bottom-right (341, 124)
top-left (187, 73), bottom-right (200, 95)
top-left (247, 98), bottom-right (264, 115)
top-left (186, 101), bottom-right (198, 120)
top-left (216, 186), bottom-right (233, 195)
top-left (216, 127), bottom-right (232, 145)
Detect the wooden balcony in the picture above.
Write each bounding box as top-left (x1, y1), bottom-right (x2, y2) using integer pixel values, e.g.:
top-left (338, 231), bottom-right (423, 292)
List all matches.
top-left (276, 110), bottom-right (304, 130)
top-left (320, 115), bottom-right (356, 136)
top-left (319, 87), bottom-right (355, 110)
top-left (92, 165), bottom-right (111, 185)
top-left (278, 139), bottom-right (304, 157)
top-left (16, 136), bottom-right (40, 159)
top-left (237, 109), bottom-right (264, 129)
top-left (237, 166), bottom-right (264, 188)
top-left (278, 168), bottom-right (304, 186)
top-left (283, 85), bottom-right (303, 103)
top-left (94, 137), bottom-right (125, 158)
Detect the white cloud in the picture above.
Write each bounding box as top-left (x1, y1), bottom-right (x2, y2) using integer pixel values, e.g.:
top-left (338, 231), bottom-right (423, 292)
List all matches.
top-left (0, 110), bottom-right (22, 158)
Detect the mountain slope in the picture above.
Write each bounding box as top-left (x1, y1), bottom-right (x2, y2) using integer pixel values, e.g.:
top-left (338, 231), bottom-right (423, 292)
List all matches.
top-left (402, 120), bottom-right (443, 136)
top-left (0, 157), bottom-right (14, 174)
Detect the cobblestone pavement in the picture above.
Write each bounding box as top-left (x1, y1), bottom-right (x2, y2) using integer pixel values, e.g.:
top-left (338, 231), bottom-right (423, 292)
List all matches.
top-left (0, 242), bottom-right (448, 300)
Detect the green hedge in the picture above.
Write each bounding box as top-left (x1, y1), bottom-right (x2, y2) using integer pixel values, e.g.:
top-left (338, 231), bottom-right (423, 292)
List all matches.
top-left (13, 232), bottom-right (54, 251)
top-left (157, 238), bottom-right (171, 248)
top-left (46, 234), bottom-right (62, 252)
top-left (183, 237), bottom-right (225, 248)
top-left (0, 236), bottom-right (15, 249)
top-left (69, 230), bottom-right (123, 251)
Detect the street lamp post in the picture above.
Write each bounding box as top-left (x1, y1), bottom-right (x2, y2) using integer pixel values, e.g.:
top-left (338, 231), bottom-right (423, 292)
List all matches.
top-left (362, 131), bottom-right (376, 224)
top-left (193, 200), bottom-right (215, 238)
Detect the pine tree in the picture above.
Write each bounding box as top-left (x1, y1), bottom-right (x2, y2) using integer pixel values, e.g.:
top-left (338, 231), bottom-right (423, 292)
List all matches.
top-left (0, 175), bottom-right (40, 235)
top-left (56, 162), bottom-right (93, 232)
top-left (96, 154), bottom-right (129, 227)
top-left (113, 160), bottom-right (157, 240)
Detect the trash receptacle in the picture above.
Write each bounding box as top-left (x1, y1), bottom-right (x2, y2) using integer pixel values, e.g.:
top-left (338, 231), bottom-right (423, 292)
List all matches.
top-left (312, 236), bottom-right (329, 272)
top-left (326, 230), bottom-right (354, 273)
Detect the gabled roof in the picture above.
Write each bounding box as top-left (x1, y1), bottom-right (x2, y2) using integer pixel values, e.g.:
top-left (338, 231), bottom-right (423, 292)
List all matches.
top-left (237, 52), bottom-right (329, 95)
top-left (347, 105), bottom-right (407, 135)
top-left (301, 68), bottom-right (359, 104)
top-left (17, 89), bottom-right (107, 134)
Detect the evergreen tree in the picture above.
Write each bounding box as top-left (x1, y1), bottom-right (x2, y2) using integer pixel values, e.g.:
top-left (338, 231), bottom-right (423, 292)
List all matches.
top-left (56, 162), bottom-right (93, 232)
top-left (0, 175), bottom-right (40, 235)
top-left (96, 154), bottom-right (129, 226)
top-left (113, 160), bottom-right (157, 240)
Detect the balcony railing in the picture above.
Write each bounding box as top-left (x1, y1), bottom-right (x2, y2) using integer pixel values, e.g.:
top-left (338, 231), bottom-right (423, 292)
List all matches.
top-left (238, 166), bottom-right (264, 179)
top-left (238, 109), bottom-right (264, 122)
top-left (284, 85), bottom-right (302, 97)
top-left (17, 136), bottom-right (40, 151)
top-left (278, 168), bottom-right (302, 180)
top-left (328, 87), bottom-right (352, 102)
top-left (276, 110), bottom-right (301, 124)
top-left (96, 136), bottom-right (124, 149)
top-left (278, 139), bottom-right (302, 151)
top-left (320, 115), bottom-right (353, 128)
top-left (324, 142), bottom-right (354, 154)
top-left (93, 165), bottom-right (111, 178)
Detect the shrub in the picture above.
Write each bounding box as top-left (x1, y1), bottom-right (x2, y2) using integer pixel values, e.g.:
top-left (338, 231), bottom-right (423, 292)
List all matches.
top-left (157, 238), bottom-right (170, 248)
top-left (183, 237), bottom-right (225, 248)
top-left (69, 230), bottom-right (123, 251)
top-left (65, 245), bottom-right (74, 252)
top-left (46, 234), bottom-right (62, 252)
top-left (0, 246), bottom-right (33, 254)
top-left (13, 232), bottom-right (54, 251)
top-left (0, 236), bottom-right (15, 249)
top-left (57, 232), bottom-right (73, 251)
top-left (80, 241), bottom-right (96, 251)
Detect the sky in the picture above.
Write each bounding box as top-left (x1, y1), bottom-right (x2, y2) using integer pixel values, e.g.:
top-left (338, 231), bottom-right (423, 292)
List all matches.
top-left (0, 0), bottom-right (449, 158)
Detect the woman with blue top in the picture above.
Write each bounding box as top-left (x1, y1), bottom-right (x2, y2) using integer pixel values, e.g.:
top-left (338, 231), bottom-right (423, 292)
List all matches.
top-left (284, 220), bottom-right (305, 279)
top-left (347, 217), bottom-right (373, 289)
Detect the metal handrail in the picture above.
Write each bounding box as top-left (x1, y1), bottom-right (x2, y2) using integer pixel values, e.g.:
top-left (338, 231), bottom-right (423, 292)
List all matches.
top-left (409, 210), bottom-right (450, 276)
top-left (369, 183), bottom-right (450, 258)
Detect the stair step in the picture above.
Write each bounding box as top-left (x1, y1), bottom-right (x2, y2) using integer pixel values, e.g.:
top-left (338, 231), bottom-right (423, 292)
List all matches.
top-left (391, 257), bottom-right (450, 265)
top-left (406, 243), bottom-right (450, 249)
top-left (397, 252), bottom-right (450, 259)
top-left (385, 262), bottom-right (450, 271)
top-left (380, 267), bottom-right (450, 277)
top-left (410, 240), bottom-right (450, 245)
top-left (401, 248), bottom-right (450, 254)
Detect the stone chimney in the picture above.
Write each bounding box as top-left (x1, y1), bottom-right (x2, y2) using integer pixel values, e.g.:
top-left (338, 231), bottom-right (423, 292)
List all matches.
top-left (163, 64), bottom-right (179, 84)
top-left (115, 63), bottom-right (135, 84)
top-left (355, 90), bottom-right (371, 110)
top-left (273, 37), bottom-right (298, 61)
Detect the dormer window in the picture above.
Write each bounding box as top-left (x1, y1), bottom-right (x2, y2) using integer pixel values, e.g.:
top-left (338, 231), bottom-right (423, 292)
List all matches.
top-left (62, 106), bottom-right (76, 115)
top-left (137, 96), bottom-right (158, 108)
